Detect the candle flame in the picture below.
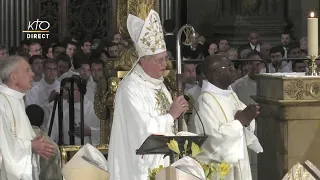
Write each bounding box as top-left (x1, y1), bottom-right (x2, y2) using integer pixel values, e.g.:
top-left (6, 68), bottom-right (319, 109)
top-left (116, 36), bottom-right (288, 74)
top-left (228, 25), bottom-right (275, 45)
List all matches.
top-left (311, 12), bottom-right (315, 18)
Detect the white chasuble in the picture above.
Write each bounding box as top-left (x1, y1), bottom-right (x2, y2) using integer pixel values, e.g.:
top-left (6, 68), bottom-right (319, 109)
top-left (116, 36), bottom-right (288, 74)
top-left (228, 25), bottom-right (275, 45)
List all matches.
top-left (189, 80), bottom-right (262, 180)
top-left (108, 64), bottom-right (174, 180)
top-left (25, 77), bottom-right (60, 108)
top-left (0, 85), bottom-right (39, 180)
top-left (49, 98), bottom-right (100, 145)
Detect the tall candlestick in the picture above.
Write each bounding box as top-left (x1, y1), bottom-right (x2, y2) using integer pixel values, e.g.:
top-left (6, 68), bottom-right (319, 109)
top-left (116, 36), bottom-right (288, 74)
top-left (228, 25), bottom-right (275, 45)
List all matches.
top-left (308, 12), bottom-right (318, 56)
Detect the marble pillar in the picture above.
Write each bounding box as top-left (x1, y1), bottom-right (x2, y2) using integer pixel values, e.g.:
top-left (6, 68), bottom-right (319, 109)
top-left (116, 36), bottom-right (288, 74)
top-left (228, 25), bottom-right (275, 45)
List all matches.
top-left (158, 0), bottom-right (180, 30)
top-left (159, 0), bottom-right (174, 20)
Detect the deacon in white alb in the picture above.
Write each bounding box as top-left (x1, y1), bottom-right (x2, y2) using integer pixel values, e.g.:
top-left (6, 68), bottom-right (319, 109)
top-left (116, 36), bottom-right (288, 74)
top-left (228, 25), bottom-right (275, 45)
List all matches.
top-left (0, 56), bottom-right (55, 180)
top-left (108, 10), bottom-right (189, 180)
top-left (189, 55), bottom-right (263, 180)
top-left (25, 58), bottom-right (60, 107)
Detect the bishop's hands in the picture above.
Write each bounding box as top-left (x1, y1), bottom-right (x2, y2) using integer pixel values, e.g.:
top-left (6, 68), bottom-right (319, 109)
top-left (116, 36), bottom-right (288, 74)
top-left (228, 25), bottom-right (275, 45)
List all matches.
top-left (31, 136), bottom-right (56, 160)
top-left (235, 103), bottom-right (260, 126)
top-left (169, 95), bottom-right (189, 119)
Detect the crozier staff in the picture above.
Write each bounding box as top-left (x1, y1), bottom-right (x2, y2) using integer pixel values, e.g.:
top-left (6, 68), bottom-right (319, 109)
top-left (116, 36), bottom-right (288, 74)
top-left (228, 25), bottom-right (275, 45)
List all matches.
top-left (0, 56), bottom-right (55, 180)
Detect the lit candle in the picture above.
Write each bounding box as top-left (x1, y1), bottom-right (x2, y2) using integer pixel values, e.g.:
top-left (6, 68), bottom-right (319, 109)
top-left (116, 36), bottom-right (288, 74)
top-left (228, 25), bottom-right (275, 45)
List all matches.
top-left (308, 12), bottom-right (318, 56)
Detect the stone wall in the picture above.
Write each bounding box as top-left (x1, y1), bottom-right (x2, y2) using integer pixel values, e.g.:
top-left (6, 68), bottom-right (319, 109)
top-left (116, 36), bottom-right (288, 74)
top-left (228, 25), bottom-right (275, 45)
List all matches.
top-left (290, 0), bottom-right (319, 40)
top-left (186, 0), bottom-right (319, 46)
top-left (187, 0), bottom-right (286, 46)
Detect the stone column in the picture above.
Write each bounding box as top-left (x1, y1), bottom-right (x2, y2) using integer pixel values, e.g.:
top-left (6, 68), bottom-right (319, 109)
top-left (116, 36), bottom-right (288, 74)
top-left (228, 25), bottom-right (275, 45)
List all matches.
top-left (300, 0), bottom-right (319, 37)
top-left (287, 0), bottom-right (319, 39)
top-left (159, 0), bottom-right (174, 21)
top-left (0, 0), bottom-right (31, 48)
top-left (158, 0), bottom-right (181, 30)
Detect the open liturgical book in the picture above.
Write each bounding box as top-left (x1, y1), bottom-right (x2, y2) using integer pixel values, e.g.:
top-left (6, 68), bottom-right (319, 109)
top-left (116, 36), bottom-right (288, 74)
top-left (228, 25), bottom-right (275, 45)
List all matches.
top-left (136, 131), bottom-right (207, 156)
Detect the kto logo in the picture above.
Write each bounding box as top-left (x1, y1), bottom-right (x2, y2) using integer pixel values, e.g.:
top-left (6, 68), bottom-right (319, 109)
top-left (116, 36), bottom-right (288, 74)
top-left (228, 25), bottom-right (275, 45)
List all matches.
top-left (23, 19), bottom-right (50, 39)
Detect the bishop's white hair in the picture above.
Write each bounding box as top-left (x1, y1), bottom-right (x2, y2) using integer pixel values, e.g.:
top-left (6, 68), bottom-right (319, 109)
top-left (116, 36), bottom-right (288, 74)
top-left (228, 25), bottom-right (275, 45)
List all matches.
top-left (0, 55), bottom-right (26, 83)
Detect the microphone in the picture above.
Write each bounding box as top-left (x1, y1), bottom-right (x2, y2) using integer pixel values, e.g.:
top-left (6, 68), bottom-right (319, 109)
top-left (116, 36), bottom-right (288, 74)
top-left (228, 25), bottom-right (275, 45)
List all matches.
top-left (184, 95), bottom-right (206, 136)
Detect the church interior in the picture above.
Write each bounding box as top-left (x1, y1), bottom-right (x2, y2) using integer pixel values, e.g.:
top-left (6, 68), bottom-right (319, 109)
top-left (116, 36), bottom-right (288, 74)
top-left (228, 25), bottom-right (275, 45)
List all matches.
top-left (1, 0), bottom-right (320, 179)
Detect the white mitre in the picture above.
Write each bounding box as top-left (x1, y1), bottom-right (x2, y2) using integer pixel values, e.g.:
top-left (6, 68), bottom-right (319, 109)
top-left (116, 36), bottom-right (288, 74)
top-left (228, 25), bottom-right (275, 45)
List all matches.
top-left (62, 144), bottom-right (109, 180)
top-left (126, 9), bottom-right (166, 71)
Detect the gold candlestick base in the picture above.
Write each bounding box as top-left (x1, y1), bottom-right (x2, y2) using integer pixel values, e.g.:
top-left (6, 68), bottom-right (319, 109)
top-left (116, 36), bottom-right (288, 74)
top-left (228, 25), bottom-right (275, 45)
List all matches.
top-left (306, 55), bottom-right (319, 76)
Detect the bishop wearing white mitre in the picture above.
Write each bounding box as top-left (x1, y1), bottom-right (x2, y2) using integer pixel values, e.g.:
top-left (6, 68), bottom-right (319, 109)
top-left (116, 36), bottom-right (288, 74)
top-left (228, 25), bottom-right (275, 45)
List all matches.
top-left (0, 56), bottom-right (55, 180)
top-left (189, 55), bottom-right (263, 180)
top-left (108, 10), bottom-right (189, 180)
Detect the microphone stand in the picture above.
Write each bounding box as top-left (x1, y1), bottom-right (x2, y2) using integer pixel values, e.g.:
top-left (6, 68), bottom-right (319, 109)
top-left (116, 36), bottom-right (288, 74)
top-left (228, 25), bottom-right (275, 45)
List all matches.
top-left (48, 93), bottom-right (59, 137)
top-left (176, 24), bottom-right (196, 133)
top-left (47, 91), bottom-right (64, 146)
top-left (58, 89), bottom-right (64, 145)
top-left (184, 95), bottom-right (206, 136)
top-left (68, 81), bottom-right (75, 145)
top-left (79, 78), bottom-right (85, 145)
top-left (69, 75), bottom-right (86, 145)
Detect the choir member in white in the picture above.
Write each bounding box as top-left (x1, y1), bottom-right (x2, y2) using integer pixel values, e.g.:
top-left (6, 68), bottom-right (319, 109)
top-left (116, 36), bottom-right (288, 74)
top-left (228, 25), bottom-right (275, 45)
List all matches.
top-left (56, 53), bottom-right (72, 78)
top-left (0, 56), bottom-right (55, 180)
top-left (57, 53), bottom-right (81, 82)
top-left (86, 59), bottom-right (105, 102)
top-left (25, 58), bottom-right (60, 107)
top-left (78, 59), bottom-right (95, 102)
top-left (29, 55), bottom-right (44, 86)
top-left (189, 55), bottom-right (263, 180)
top-left (108, 9), bottom-right (189, 180)
top-left (232, 51), bottom-right (262, 105)
top-left (49, 80), bottom-right (100, 145)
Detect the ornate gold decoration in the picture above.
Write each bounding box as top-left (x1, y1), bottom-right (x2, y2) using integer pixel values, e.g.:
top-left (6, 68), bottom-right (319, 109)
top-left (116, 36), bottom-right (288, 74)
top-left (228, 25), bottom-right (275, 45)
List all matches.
top-left (284, 80), bottom-right (320, 100)
top-left (114, 44), bottom-right (137, 71)
top-left (127, 0), bottom-right (156, 21)
top-left (106, 77), bottom-right (120, 106)
top-left (94, 75), bottom-right (111, 145)
top-left (306, 55), bottom-right (319, 76)
top-left (182, 27), bottom-right (193, 46)
top-left (282, 162), bottom-right (314, 180)
top-left (155, 90), bottom-right (171, 115)
top-left (242, 0), bottom-right (260, 14)
top-left (116, 0), bottom-right (129, 36)
top-left (116, 0), bottom-right (156, 37)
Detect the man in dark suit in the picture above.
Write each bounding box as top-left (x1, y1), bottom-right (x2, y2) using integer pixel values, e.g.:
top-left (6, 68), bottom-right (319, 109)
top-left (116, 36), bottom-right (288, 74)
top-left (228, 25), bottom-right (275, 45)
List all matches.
top-left (182, 32), bottom-right (205, 59)
top-left (163, 19), bottom-right (176, 59)
top-left (240, 29), bottom-right (262, 52)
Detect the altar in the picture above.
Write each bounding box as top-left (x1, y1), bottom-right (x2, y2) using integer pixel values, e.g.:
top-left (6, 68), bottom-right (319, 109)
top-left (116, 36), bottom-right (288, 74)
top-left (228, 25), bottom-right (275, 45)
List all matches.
top-left (252, 73), bottom-right (320, 180)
